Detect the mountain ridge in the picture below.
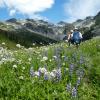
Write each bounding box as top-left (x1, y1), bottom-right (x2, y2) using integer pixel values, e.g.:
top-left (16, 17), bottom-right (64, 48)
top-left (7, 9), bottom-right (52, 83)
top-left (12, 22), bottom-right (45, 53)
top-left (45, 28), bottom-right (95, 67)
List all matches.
top-left (0, 11), bottom-right (100, 46)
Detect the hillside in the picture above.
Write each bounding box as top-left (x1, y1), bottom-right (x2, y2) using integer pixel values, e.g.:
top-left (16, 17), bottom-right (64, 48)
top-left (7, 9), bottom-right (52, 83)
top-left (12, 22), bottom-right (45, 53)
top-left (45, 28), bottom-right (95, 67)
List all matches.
top-left (0, 37), bottom-right (100, 99)
top-left (73, 16), bottom-right (95, 28)
top-left (0, 21), bottom-right (59, 47)
top-left (0, 11), bottom-right (100, 47)
top-left (0, 18), bottom-right (75, 47)
top-left (0, 32), bottom-right (17, 49)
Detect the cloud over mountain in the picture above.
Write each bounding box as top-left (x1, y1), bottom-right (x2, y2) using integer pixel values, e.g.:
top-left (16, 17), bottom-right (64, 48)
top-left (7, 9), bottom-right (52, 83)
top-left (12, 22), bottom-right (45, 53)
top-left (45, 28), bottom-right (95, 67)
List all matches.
top-left (0, 0), bottom-right (55, 19)
top-left (64, 0), bottom-right (100, 22)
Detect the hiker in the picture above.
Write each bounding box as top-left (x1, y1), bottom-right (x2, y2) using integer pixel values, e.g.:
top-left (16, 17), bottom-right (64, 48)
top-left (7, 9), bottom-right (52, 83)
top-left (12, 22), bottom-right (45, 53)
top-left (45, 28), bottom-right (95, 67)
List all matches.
top-left (67, 30), bottom-right (73, 46)
top-left (71, 28), bottom-right (83, 48)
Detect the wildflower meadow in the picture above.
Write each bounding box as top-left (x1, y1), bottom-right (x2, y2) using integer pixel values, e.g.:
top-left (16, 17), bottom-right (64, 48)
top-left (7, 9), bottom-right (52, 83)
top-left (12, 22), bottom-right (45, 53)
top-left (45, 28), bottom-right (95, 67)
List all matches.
top-left (0, 38), bottom-right (100, 100)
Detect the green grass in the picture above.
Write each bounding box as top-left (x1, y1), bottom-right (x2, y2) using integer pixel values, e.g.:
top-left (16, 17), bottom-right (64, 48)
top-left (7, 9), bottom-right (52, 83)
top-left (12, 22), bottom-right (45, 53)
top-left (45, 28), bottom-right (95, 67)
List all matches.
top-left (0, 33), bottom-right (17, 49)
top-left (0, 37), bottom-right (100, 100)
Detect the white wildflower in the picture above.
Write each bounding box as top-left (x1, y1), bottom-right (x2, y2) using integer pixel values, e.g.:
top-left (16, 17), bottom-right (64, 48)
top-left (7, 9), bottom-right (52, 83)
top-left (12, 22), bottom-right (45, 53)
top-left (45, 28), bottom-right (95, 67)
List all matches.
top-left (49, 59), bottom-right (52, 62)
top-left (16, 44), bottom-right (21, 48)
top-left (1, 55), bottom-right (3, 57)
top-left (44, 48), bottom-right (48, 51)
top-left (34, 71), bottom-right (40, 77)
top-left (28, 58), bottom-right (32, 61)
top-left (32, 43), bottom-right (36, 46)
top-left (2, 58), bottom-right (6, 61)
top-left (50, 72), bottom-right (56, 78)
top-left (63, 63), bottom-right (65, 66)
top-left (19, 76), bottom-right (24, 80)
top-left (18, 60), bottom-right (22, 64)
top-left (44, 71), bottom-right (50, 80)
top-left (42, 56), bottom-right (48, 61)
top-left (40, 42), bottom-right (43, 45)
top-left (62, 56), bottom-right (65, 58)
top-left (13, 64), bottom-right (17, 68)
top-left (38, 67), bottom-right (47, 74)
top-left (14, 51), bottom-right (17, 53)
top-left (2, 42), bottom-right (5, 45)
top-left (53, 56), bottom-right (57, 59)
top-left (22, 67), bottom-right (25, 70)
top-left (39, 55), bottom-right (42, 57)
top-left (65, 40), bottom-right (68, 42)
top-left (65, 68), bottom-right (69, 71)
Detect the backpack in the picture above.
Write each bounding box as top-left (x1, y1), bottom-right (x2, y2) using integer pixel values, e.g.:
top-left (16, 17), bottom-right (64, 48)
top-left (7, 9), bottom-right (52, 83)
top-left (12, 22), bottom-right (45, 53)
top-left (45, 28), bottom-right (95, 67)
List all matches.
top-left (72, 32), bottom-right (80, 40)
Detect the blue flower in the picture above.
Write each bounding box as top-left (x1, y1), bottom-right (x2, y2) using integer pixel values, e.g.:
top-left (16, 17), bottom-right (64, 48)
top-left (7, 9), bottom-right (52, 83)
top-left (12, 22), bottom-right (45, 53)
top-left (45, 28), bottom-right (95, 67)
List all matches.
top-left (76, 77), bottom-right (81, 86)
top-left (30, 67), bottom-right (34, 77)
top-left (66, 83), bottom-right (71, 92)
top-left (44, 72), bottom-right (49, 80)
top-left (64, 56), bottom-right (68, 62)
top-left (76, 68), bottom-right (84, 78)
top-left (56, 69), bottom-right (62, 80)
top-left (69, 64), bottom-right (74, 76)
top-left (72, 87), bottom-right (77, 98)
top-left (79, 56), bottom-right (84, 64)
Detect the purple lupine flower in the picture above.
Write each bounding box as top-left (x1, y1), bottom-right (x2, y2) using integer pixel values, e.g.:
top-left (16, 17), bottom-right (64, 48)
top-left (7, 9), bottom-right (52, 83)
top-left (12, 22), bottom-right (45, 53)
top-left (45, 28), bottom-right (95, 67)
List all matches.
top-left (79, 56), bottom-right (84, 64)
top-left (72, 53), bottom-right (77, 61)
top-left (64, 56), bottom-right (68, 62)
top-left (76, 77), bottom-right (81, 86)
top-left (56, 69), bottom-right (62, 80)
top-left (44, 72), bottom-right (49, 80)
top-left (72, 87), bottom-right (77, 98)
top-left (66, 83), bottom-right (71, 92)
top-left (34, 71), bottom-right (40, 77)
top-left (69, 64), bottom-right (74, 76)
top-left (76, 68), bottom-right (84, 78)
top-left (38, 67), bottom-right (47, 78)
top-left (57, 61), bottom-right (62, 68)
top-left (38, 69), bottom-right (42, 76)
top-left (30, 67), bottom-right (34, 77)
top-left (44, 74), bottom-right (48, 80)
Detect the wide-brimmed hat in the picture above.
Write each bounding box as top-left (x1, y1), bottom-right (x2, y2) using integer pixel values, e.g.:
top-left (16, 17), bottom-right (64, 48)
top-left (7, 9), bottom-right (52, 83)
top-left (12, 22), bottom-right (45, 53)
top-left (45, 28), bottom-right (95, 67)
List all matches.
top-left (70, 30), bottom-right (74, 33)
top-left (74, 27), bottom-right (79, 31)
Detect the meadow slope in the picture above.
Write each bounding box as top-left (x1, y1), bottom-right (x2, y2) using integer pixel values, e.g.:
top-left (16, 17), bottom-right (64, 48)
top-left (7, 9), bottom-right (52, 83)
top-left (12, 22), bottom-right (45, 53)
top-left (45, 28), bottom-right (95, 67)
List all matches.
top-left (0, 37), bottom-right (100, 100)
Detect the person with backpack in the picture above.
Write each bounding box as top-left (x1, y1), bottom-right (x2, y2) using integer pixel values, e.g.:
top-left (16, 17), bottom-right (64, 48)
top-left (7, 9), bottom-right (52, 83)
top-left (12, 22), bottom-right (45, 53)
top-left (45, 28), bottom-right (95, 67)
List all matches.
top-left (71, 28), bottom-right (83, 48)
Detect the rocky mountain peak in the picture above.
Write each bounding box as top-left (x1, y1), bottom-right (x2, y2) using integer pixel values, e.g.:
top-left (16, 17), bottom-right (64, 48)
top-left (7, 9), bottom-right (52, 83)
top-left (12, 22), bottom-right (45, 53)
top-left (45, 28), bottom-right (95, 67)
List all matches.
top-left (6, 18), bottom-right (17, 23)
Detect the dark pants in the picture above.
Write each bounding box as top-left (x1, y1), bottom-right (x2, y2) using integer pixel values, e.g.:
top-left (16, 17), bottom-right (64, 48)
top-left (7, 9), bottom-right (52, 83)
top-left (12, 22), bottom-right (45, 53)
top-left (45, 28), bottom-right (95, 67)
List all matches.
top-left (73, 39), bottom-right (81, 44)
top-left (69, 39), bottom-right (82, 45)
